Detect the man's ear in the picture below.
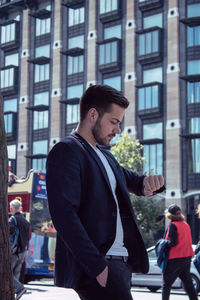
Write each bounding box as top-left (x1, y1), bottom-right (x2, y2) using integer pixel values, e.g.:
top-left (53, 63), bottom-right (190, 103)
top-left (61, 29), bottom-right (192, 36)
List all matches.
top-left (87, 108), bottom-right (98, 124)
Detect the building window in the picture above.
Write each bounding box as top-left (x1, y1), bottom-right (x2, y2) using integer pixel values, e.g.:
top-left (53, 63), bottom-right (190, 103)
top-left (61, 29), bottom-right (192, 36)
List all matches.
top-left (188, 26), bottom-right (200, 47)
top-left (138, 84), bottom-right (159, 110)
top-left (143, 122), bottom-right (163, 175)
top-left (1, 67), bottom-right (14, 88)
top-left (66, 104), bottom-right (80, 124)
top-left (187, 4), bottom-right (200, 18)
top-left (33, 111), bottom-right (48, 130)
top-left (34, 64), bottom-right (49, 82)
top-left (139, 30), bottom-right (159, 55)
top-left (143, 122), bottom-right (162, 140)
top-left (35, 45), bottom-right (50, 58)
top-left (104, 24), bottom-right (121, 39)
top-left (4, 98), bottom-right (17, 112)
top-left (36, 18), bottom-right (51, 36)
top-left (1, 23), bottom-right (16, 44)
top-left (7, 144), bottom-right (16, 173)
top-left (188, 82), bottom-right (200, 103)
top-left (5, 53), bottom-right (19, 66)
top-left (68, 55), bottom-right (83, 75)
top-left (68, 35), bottom-right (84, 49)
top-left (68, 7), bottom-right (84, 27)
top-left (3, 98), bottom-right (17, 134)
top-left (143, 143), bottom-right (163, 175)
top-left (143, 13), bottom-right (163, 29)
top-left (100, 0), bottom-right (118, 14)
top-left (143, 67), bottom-right (162, 84)
top-left (32, 140), bottom-right (48, 171)
top-left (103, 75), bottom-right (121, 90)
top-left (188, 60), bottom-right (200, 75)
top-left (67, 84), bottom-right (83, 98)
top-left (189, 118), bottom-right (200, 134)
top-left (99, 40), bottom-right (117, 65)
top-left (34, 91), bottom-right (49, 105)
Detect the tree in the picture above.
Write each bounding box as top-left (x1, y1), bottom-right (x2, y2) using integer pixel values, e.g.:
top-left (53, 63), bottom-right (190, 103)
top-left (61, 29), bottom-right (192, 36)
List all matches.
top-left (111, 133), bottom-right (164, 247)
top-left (0, 93), bottom-right (14, 299)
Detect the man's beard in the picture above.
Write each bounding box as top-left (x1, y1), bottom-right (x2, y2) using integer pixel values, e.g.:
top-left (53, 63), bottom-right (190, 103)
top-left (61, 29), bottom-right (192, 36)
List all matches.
top-left (91, 117), bottom-right (114, 146)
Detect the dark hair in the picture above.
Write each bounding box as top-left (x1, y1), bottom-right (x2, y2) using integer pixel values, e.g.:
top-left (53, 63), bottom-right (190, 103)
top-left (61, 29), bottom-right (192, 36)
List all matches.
top-left (80, 85), bottom-right (129, 121)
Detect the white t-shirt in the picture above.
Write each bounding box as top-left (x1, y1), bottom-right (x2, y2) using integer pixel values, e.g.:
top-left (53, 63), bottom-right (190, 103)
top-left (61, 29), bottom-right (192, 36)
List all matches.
top-left (90, 144), bottom-right (128, 257)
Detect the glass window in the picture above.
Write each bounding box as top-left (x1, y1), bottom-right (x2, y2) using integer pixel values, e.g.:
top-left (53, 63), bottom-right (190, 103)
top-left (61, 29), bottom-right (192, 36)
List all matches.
top-left (66, 104), bottom-right (80, 124)
top-left (189, 118), bottom-right (200, 134)
top-left (188, 4), bottom-right (200, 18)
top-left (103, 76), bottom-right (121, 91)
top-left (34, 92), bottom-right (49, 105)
top-left (188, 82), bottom-right (200, 103)
top-left (188, 26), bottom-right (200, 47)
top-left (34, 64), bottom-right (49, 82)
top-left (100, 0), bottom-right (117, 14)
top-left (5, 53), bottom-right (19, 66)
top-left (67, 84), bottom-right (83, 98)
top-left (68, 35), bottom-right (84, 49)
top-left (1, 67), bottom-right (14, 88)
top-left (68, 7), bottom-right (84, 26)
top-left (189, 139), bottom-right (200, 173)
top-left (35, 45), bottom-right (50, 58)
top-left (1, 23), bottom-right (15, 44)
top-left (104, 24), bottom-right (121, 39)
top-left (143, 123), bottom-right (162, 140)
top-left (139, 30), bottom-right (158, 55)
top-left (4, 98), bottom-right (17, 112)
top-left (143, 67), bottom-right (162, 84)
top-left (143, 13), bottom-right (163, 29)
top-left (36, 18), bottom-right (51, 36)
top-left (7, 144), bottom-right (16, 159)
top-left (33, 110), bottom-right (48, 130)
top-left (33, 140), bottom-right (48, 155)
top-left (68, 55), bottom-right (83, 75)
top-left (188, 60), bottom-right (200, 75)
top-left (99, 41), bottom-right (117, 65)
top-left (138, 84), bottom-right (158, 110)
top-left (4, 113), bottom-right (13, 133)
top-left (143, 144), bottom-right (163, 175)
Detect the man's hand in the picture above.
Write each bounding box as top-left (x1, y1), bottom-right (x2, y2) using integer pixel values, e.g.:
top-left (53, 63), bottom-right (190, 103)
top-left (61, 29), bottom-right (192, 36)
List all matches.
top-left (96, 266), bottom-right (108, 287)
top-left (143, 175), bottom-right (164, 197)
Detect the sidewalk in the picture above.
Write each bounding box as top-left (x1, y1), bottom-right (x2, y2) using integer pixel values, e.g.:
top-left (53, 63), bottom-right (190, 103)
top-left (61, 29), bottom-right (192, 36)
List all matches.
top-left (20, 282), bottom-right (190, 300)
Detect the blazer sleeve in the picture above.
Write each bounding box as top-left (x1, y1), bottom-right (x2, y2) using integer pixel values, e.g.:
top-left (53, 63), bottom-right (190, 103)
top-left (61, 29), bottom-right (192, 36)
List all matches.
top-left (46, 142), bottom-right (107, 279)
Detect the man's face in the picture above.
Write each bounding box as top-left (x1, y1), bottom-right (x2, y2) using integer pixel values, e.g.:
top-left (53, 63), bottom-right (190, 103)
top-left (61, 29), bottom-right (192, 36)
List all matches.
top-left (91, 103), bottom-right (125, 146)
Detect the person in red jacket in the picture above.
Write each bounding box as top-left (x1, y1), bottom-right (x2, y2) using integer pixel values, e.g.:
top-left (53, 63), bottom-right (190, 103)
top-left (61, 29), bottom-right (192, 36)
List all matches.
top-left (162, 204), bottom-right (198, 300)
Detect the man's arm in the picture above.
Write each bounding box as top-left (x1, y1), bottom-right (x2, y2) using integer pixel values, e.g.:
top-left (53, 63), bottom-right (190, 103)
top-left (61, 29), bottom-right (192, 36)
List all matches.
top-left (46, 142), bottom-right (107, 280)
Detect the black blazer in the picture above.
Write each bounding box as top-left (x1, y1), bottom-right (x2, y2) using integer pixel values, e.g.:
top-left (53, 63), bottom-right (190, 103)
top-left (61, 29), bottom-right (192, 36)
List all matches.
top-left (46, 132), bottom-right (149, 288)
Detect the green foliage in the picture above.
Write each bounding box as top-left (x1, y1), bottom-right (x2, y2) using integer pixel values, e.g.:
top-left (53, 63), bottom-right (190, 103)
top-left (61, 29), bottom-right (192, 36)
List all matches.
top-left (111, 133), bottom-right (164, 247)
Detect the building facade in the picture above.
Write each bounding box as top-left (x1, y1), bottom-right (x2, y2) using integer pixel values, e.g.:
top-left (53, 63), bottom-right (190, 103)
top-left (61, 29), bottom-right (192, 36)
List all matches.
top-left (1, 0), bottom-right (200, 242)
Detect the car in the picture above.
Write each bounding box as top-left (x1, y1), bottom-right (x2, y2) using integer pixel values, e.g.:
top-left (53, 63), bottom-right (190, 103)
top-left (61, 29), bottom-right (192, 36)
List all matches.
top-left (131, 245), bottom-right (200, 293)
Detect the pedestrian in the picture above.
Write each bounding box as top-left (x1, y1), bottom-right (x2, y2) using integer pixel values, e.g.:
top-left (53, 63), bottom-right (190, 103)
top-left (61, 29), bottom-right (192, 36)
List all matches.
top-left (46, 85), bottom-right (165, 300)
top-left (9, 199), bottom-right (30, 299)
top-left (162, 204), bottom-right (198, 300)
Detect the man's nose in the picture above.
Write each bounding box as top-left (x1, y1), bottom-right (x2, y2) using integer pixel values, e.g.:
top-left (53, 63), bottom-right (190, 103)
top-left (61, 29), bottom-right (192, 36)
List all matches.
top-left (114, 126), bottom-right (121, 134)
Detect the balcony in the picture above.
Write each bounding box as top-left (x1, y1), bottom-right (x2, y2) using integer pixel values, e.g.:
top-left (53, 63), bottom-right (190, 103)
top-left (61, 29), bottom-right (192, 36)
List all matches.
top-left (98, 38), bottom-right (121, 74)
top-left (137, 82), bottom-right (163, 118)
top-left (0, 20), bottom-right (19, 51)
top-left (137, 27), bottom-right (163, 65)
top-left (0, 0), bottom-right (35, 17)
top-left (62, 0), bottom-right (85, 9)
top-left (0, 65), bottom-right (18, 95)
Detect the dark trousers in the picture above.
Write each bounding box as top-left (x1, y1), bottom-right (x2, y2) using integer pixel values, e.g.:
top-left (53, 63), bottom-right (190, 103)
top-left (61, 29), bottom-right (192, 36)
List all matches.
top-left (162, 258), bottom-right (198, 300)
top-left (75, 260), bottom-right (133, 300)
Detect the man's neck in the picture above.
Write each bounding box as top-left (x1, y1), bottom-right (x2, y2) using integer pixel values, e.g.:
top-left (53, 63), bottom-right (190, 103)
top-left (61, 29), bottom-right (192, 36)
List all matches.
top-left (76, 124), bottom-right (97, 148)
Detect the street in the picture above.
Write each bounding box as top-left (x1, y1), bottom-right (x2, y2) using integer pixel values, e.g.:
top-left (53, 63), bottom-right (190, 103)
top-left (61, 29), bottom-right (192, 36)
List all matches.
top-left (20, 279), bottom-right (198, 300)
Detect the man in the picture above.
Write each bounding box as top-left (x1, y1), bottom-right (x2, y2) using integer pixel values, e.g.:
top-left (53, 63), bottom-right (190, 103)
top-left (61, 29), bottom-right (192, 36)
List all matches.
top-left (46, 85), bottom-right (165, 300)
top-left (9, 199), bottom-right (30, 299)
